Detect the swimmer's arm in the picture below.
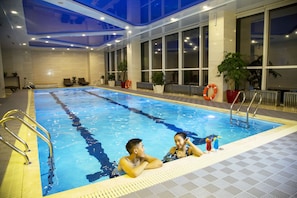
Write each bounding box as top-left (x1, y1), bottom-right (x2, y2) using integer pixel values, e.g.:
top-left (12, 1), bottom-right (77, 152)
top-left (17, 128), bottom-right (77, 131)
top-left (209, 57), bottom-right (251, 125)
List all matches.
top-left (118, 157), bottom-right (149, 178)
top-left (186, 139), bottom-right (203, 157)
top-left (143, 154), bottom-right (163, 169)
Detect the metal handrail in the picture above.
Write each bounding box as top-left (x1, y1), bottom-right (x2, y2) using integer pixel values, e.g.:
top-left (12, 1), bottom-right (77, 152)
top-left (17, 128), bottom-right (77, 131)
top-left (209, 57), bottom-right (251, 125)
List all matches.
top-left (0, 136), bottom-right (30, 165)
top-left (2, 109), bottom-right (51, 140)
top-left (230, 91), bottom-right (246, 124)
top-left (230, 91), bottom-right (262, 128)
top-left (0, 117), bottom-right (30, 152)
top-left (0, 115), bottom-right (53, 158)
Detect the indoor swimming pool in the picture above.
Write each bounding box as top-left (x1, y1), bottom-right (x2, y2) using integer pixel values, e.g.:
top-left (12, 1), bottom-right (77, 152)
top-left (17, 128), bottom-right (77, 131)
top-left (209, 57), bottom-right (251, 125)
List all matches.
top-left (33, 87), bottom-right (282, 196)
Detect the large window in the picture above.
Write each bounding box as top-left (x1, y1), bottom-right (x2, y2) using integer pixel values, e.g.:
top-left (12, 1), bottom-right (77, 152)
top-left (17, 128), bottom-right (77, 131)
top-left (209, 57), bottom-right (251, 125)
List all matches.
top-left (152, 38), bottom-right (162, 69)
top-left (183, 28), bottom-right (199, 68)
top-left (268, 3), bottom-right (297, 66)
top-left (237, 13), bottom-right (264, 65)
top-left (141, 41), bottom-right (149, 70)
top-left (165, 33), bottom-right (178, 69)
top-left (237, 3), bottom-right (297, 95)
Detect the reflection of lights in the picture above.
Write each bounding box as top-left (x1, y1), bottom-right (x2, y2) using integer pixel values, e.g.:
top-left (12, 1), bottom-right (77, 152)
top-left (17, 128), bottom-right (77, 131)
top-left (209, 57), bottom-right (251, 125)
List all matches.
top-left (128, 30), bottom-right (132, 34)
top-left (207, 115), bottom-right (215, 118)
top-left (45, 41), bottom-right (49, 43)
top-left (11, 10), bottom-right (18, 14)
top-left (184, 39), bottom-right (188, 42)
top-left (22, 43), bottom-right (26, 46)
top-left (47, 36), bottom-right (51, 38)
top-left (107, 44), bottom-right (111, 46)
top-left (170, 18), bottom-right (178, 22)
top-left (125, 26), bottom-right (129, 30)
top-left (251, 40), bottom-right (258, 44)
top-left (52, 48), bottom-right (55, 50)
top-left (113, 32), bottom-right (116, 35)
top-left (203, 6), bottom-right (210, 10)
top-left (16, 25), bottom-right (22, 29)
top-left (31, 38), bottom-right (36, 40)
top-left (70, 44), bottom-right (74, 47)
top-left (285, 35), bottom-right (289, 38)
top-left (155, 42), bottom-right (158, 45)
top-left (82, 34), bottom-right (86, 37)
top-left (154, 51), bottom-right (158, 54)
top-left (158, 48), bottom-right (161, 51)
top-left (67, 48), bottom-right (70, 50)
top-left (47, 71), bottom-right (52, 75)
top-left (115, 40), bottom-right (121, 43)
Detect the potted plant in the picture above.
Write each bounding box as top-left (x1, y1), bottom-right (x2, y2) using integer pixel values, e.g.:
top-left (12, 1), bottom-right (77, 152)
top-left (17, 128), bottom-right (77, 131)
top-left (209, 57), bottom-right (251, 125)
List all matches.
top-left (100, 75), bottom-right (105, 85)
top-left (217, 52), bottom-right (249, 103)
top-left (108, 73), bottom-right (115, 87)
top-left (152, 71), bottom-right (165, 94)
top-left (118, 60), bottom-right (127, 88)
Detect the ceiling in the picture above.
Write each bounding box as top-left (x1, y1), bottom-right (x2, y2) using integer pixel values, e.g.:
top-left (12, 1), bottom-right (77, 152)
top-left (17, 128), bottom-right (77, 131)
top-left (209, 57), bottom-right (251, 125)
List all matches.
top-left (0, 0), bottom-right (289, 51)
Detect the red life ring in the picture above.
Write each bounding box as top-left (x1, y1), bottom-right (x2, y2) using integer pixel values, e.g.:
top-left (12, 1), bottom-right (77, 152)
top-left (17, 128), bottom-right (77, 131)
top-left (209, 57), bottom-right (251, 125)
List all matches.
top-left (203, 84), bottom-right (218, 101)
top-left (125, 80), bottom-right (131, 88)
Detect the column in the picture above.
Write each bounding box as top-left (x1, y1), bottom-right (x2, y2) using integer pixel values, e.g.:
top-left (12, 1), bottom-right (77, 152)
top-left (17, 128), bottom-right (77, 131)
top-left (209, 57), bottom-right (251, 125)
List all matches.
top-left (127, 36), bottom-right (141, 90)
top-left (0, 43), bottom-right (6, 98)
top-left (208, 10), bottom-right (236, 102)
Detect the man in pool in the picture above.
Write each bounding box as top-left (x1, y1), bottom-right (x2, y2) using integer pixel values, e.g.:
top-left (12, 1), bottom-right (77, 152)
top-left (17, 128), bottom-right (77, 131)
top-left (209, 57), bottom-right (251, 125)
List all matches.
top-left (117, 138), bottom-right (163, 178)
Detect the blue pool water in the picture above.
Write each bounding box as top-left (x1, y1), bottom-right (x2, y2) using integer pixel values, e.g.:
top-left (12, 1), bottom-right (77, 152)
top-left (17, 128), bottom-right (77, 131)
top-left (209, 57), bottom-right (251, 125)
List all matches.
top-left (34, 87), bottom-right (282, 195)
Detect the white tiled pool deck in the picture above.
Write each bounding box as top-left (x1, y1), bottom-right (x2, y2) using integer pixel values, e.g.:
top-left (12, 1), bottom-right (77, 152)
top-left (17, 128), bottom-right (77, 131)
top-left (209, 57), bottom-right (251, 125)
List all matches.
top-left (0, 87), bottom-right (296, 198)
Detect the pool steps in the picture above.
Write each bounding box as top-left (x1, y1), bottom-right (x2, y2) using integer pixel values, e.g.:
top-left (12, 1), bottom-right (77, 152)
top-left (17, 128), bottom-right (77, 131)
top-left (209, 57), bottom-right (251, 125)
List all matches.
top-left (230, 91), bottom-right (262, 128)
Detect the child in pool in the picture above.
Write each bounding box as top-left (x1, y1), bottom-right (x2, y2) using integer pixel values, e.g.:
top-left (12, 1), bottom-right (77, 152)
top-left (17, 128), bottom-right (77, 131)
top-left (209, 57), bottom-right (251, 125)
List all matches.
top-left (163, 132), bottom-right (203, 162)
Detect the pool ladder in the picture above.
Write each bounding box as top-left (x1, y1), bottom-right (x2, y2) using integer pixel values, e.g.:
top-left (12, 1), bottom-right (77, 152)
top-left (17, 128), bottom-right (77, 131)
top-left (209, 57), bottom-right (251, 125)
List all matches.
top-left (0, 109), bottom-right (54, 169)
top-left (230, 91), bottom-right (262, 128)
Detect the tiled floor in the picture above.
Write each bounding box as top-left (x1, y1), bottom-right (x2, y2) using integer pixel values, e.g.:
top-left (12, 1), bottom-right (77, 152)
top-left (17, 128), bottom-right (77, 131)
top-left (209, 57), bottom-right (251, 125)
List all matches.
top-left (0, 87), bottom-right (297, 198)
top-left (122, 132), bottom-right (297, 198)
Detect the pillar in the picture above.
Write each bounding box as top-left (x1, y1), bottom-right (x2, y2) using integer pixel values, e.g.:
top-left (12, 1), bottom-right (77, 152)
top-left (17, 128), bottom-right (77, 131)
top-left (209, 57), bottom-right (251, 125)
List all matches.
top-left (208, 10), bottom-right (236, 102)
top-left (127, 37), bottom-right (141, 90)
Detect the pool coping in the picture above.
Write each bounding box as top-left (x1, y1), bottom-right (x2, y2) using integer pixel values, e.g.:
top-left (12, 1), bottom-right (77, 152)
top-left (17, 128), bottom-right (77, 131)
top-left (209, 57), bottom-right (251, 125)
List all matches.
top-left (3, 88), bottom-right (297, 198)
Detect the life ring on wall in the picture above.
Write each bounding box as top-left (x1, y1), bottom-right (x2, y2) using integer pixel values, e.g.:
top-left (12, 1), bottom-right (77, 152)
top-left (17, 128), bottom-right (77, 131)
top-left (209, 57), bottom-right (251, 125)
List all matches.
top-left (125, 80), bottom-right (131, 88)
top-left (203, 84), bottom-right (218, 101)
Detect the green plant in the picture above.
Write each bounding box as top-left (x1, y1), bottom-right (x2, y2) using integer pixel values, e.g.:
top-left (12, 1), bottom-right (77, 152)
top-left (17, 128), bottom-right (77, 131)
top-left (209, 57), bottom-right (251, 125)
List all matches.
top-left (118, 60), bottom-right (127, 81)
top-left (217, 52), bottom-right (249, 90)
top-left (152, 72), bottom-right (165, 85)
top-left (108, 73), bottom-right (115, 81)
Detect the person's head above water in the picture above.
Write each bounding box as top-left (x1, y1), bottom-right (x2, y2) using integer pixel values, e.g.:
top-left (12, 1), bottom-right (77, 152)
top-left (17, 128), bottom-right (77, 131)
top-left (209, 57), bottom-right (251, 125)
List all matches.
top-left (126, 138), bottom-right (142, 154)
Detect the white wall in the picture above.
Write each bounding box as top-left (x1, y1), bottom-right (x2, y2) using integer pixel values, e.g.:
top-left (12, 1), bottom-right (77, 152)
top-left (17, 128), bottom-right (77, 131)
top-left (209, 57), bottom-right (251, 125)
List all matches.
top-left (2, 49), bottom-right (105, 88)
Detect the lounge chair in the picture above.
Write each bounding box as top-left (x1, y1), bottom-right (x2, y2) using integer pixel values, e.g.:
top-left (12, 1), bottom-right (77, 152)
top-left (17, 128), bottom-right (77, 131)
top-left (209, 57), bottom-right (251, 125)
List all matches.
top-left (78, 78), bottom-right (89, 86)
top-left (64, 78), bottom-right (74, 87)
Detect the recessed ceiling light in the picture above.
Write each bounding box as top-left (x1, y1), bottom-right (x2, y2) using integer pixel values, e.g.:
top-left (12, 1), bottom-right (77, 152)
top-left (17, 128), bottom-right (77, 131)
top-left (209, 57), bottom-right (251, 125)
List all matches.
top-left (52, 48), bottom-right (55, 50)
top-left (22, 43), bottom-right (26, 46)
top-left (115, 40), bottom-right (120, 43)
top-left (125, 26), bottom-right (129, 30)
top-left (16, 26), bottom-right (22, 29)
top-left (70, 44), bottom-right (74, 47)
top-left (113, 33), bottom-right (116, 35)
top-left (47, 36), bottom-right (51, 38)
top-left (67, 48), bottom-right (70, 50)
top-left (107, 44), bottom-right (111, 46)
top-left (100, 17), bottom-right (105, 20)
top-left (11, 10), bottom-right (18, 14)
top-left (45, 41), bottom-right (49, 43)
top-left (82, 34), bottom-right (86, 37)
top-left (31, 38), bottom-right (36, 40)
top-left (128, 30), bottom-right (132, 34)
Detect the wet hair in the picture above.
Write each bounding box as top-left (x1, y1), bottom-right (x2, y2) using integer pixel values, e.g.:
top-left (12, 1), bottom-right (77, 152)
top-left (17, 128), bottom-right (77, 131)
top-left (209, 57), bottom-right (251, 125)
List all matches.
top-left (126, 138), bottom-right (142, 154)
top-left (174, 132), bottom-right (187, 139)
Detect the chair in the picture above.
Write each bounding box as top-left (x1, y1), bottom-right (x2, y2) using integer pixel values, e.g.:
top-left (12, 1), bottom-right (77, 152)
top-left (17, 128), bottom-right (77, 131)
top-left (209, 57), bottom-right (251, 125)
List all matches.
top-left (64, 78), bottom-right (74, 87)
top-left (78, 78), bottom-right (89, 86)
